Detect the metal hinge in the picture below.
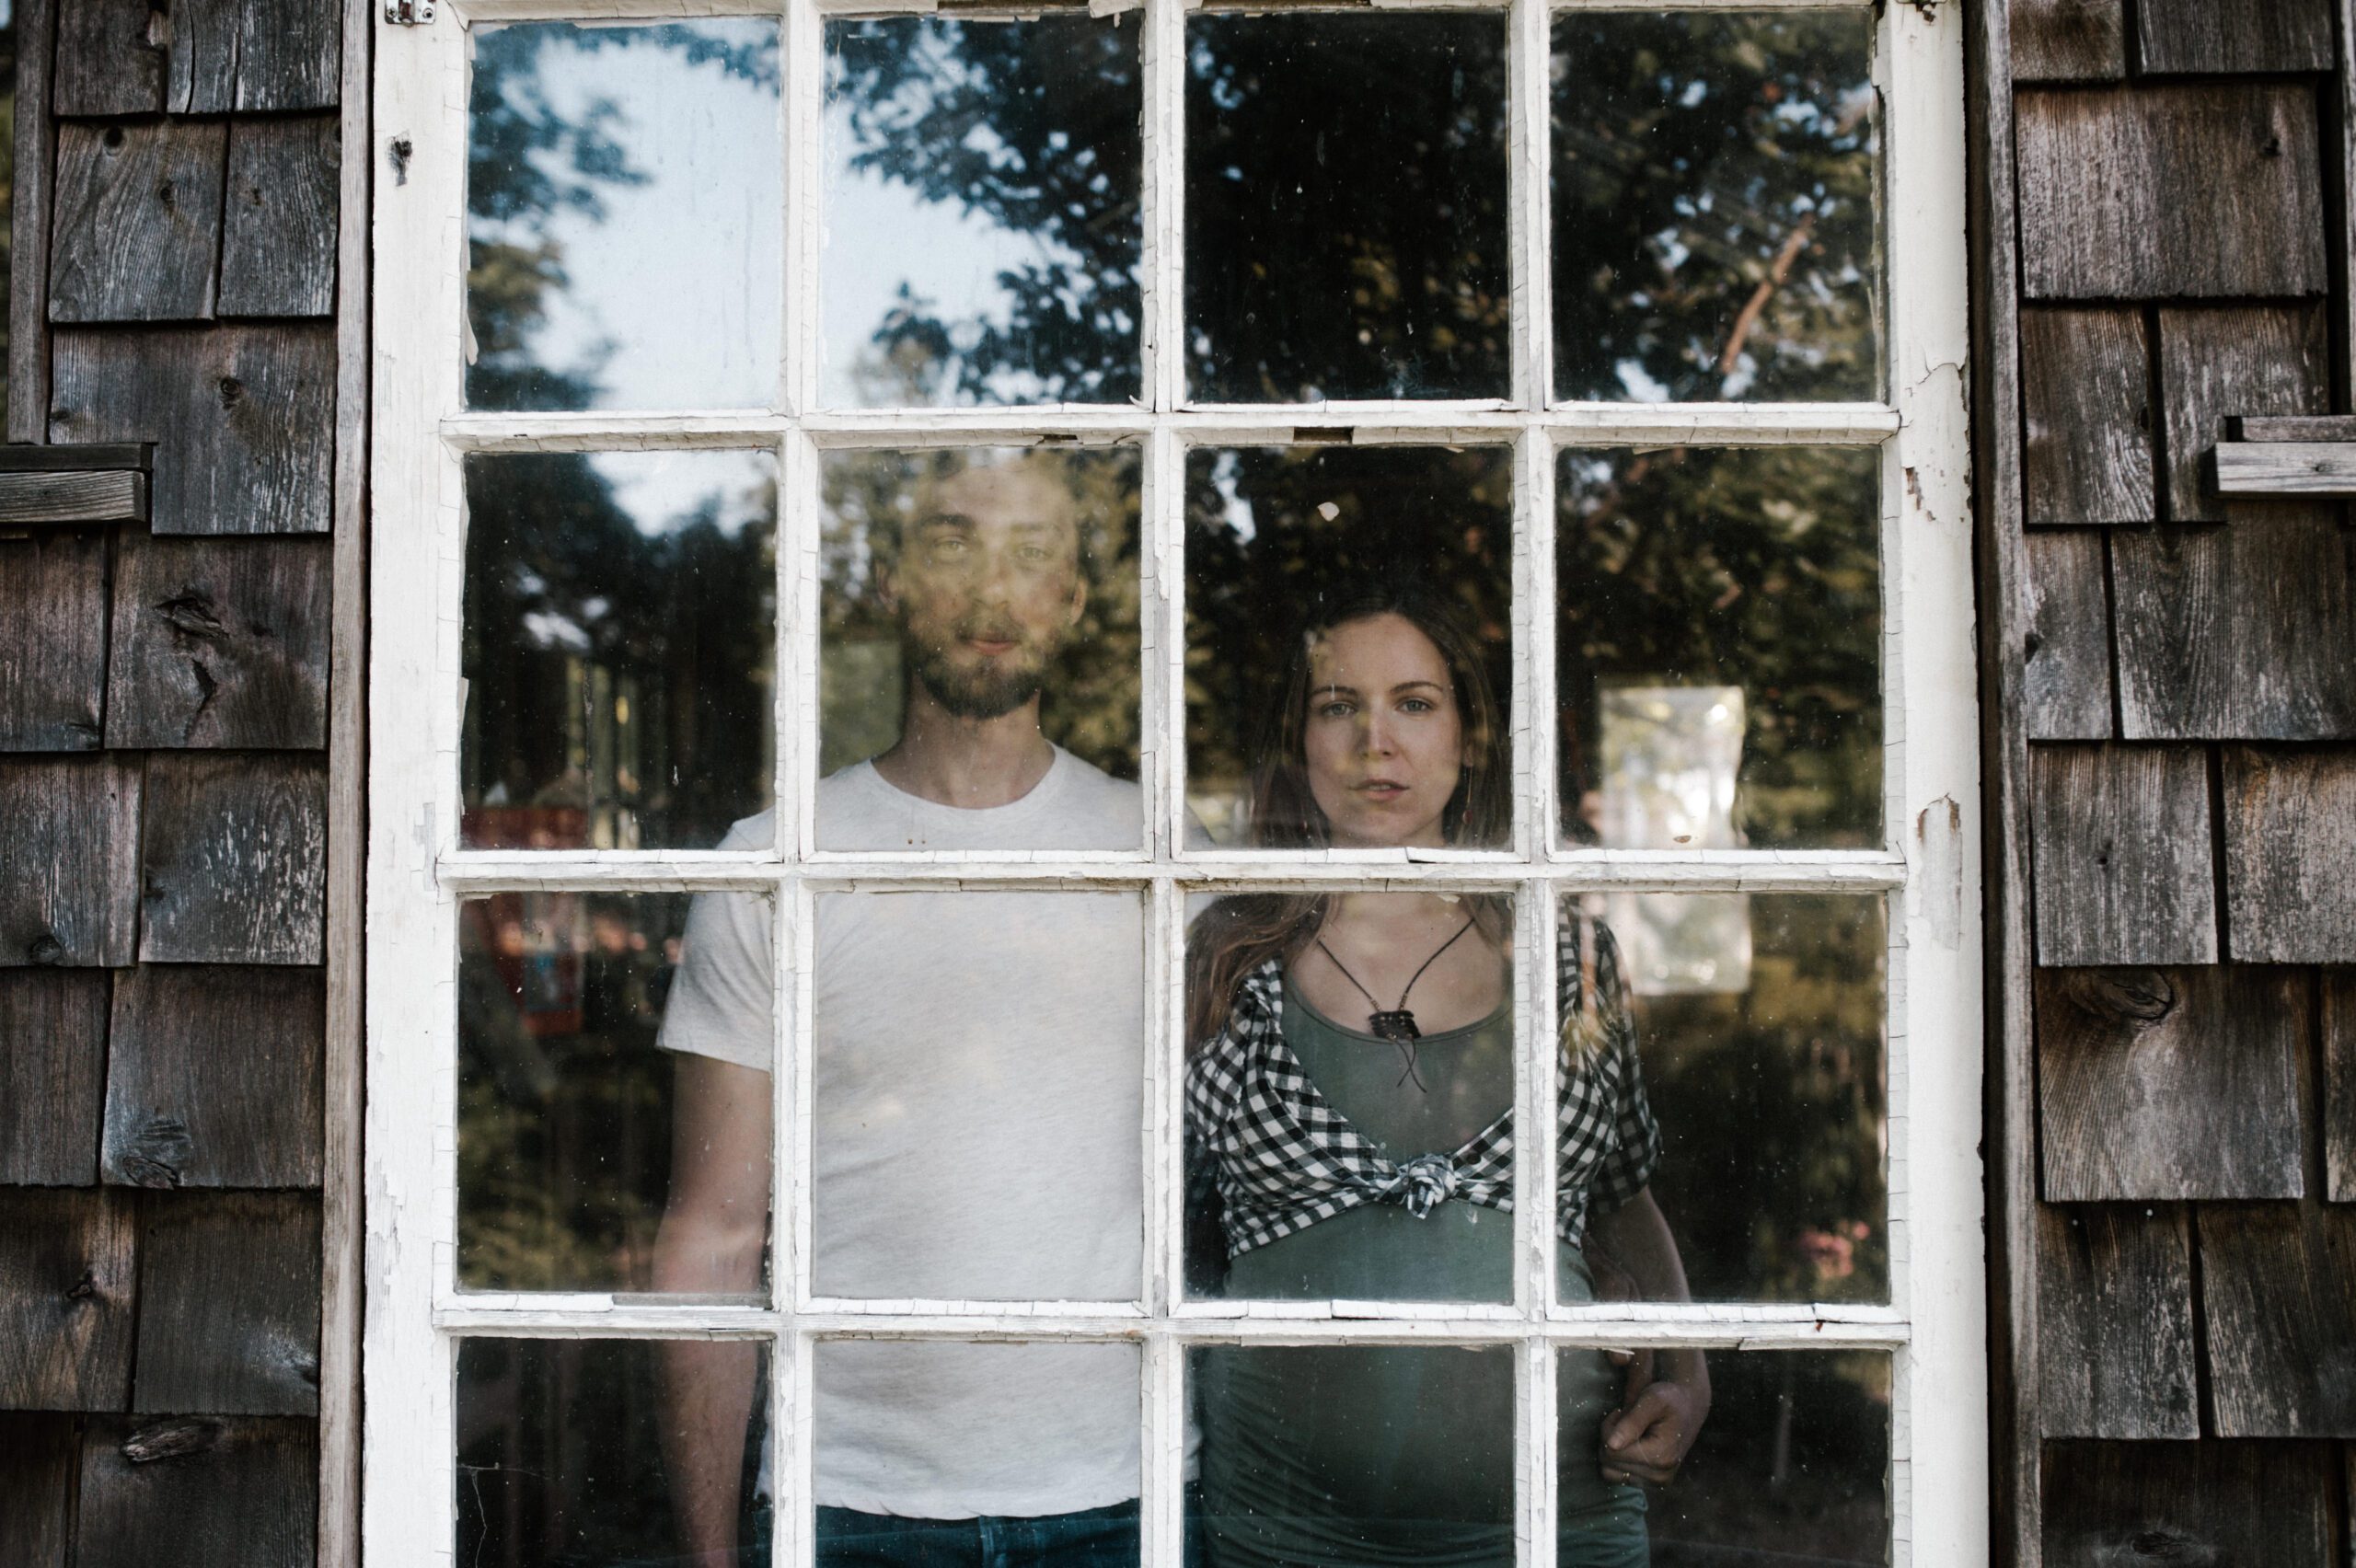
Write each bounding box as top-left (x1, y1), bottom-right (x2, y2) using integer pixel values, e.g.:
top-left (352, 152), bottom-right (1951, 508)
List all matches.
top-left (386, 0), bottom-right (434, 23)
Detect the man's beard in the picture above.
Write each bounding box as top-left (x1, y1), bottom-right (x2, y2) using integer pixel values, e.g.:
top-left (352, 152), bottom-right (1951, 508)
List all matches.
top-left (904, 625), bottom-right (1056, 721)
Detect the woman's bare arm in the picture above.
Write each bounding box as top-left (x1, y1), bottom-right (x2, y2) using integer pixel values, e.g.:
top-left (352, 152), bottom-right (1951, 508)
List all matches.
top-left (1587, 1187), bottom-right (1711, 1485)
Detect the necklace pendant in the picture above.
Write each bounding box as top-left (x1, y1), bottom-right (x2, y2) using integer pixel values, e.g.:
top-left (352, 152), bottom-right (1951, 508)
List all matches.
top-left (1369, 1009), bottom-right (1421, 1043)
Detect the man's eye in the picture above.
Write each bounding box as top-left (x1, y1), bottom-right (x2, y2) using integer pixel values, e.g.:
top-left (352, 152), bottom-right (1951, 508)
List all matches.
top-left (1016, 546), bottom-right (1050, 562)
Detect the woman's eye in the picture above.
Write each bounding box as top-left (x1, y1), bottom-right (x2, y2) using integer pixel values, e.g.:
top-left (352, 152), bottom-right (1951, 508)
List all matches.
top-left (1399, 697), bottom-right (1437, 714)
top-left (1316, 700), bottom-right (1355, 720)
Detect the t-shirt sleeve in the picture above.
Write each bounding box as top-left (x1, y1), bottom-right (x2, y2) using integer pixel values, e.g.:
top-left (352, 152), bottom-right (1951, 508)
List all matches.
top-left (657, 884), bottom-right (775, 1072)
top-left (1580, 918), bottom-right (1661, 1215)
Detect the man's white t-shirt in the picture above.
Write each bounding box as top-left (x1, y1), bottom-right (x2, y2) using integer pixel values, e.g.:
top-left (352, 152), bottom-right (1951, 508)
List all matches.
top-left (659, 746), bottom-right (1144, 1519)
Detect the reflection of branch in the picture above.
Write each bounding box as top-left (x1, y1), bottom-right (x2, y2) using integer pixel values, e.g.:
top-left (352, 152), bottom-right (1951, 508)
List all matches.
top-left (1716, 213), bottom-right (1816, 376)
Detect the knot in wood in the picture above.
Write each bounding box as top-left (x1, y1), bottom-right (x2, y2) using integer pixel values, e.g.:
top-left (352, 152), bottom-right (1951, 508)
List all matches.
top-left (122, 1418), bottom-right (224, 1465)
top-left (64, 1269), bottom-right (98, 1302)
top-left (2062, 967), bottom-right (2176, 1024)
top-left (26, 931), bottom-right (66, 965)
top-left (119, 1115), bottom-right (193, 1187)
top-left (155, 589), bottom-right (226, 640)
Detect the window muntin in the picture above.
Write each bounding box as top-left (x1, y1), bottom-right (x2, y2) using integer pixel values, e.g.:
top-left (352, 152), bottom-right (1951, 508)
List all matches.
top-left (370, 2), bottom-right (1982, 1566)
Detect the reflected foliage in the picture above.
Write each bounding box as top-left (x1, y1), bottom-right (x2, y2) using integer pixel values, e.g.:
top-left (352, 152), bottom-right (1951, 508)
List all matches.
top-left (1553, 13), bottom-right (1881, 403)
top-left (1559, 445), bottom-right (1881, 850)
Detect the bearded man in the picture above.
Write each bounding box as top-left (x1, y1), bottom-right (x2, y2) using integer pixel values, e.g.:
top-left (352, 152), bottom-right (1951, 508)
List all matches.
top-left (648, 456), bottom-right (1148, 1568)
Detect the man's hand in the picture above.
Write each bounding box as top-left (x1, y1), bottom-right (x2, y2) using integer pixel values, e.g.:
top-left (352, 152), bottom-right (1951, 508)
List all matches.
top-left (1598, 1354), bottom-right (1708, 1486)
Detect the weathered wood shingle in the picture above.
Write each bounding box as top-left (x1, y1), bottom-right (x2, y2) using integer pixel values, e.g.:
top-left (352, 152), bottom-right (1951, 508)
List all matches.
top-left (101, 966), bottom-right (324, 1190)
top-left (0, 530), bottom-right (109, 751)
top-left (2156, 306), bottom-right (2327, 525)
top-left (74, 1417), bottom-right (317, 1568)
top-left (219, 119), bottom-right (341, 320)
top-left (133, 1193), bottom-right (320, 1414)
top-left (2041, 1440), bottom-right (2336, 1566)
top-left (2221, 747), bottom-right (2356, 962)
top-left (2037, 1204), bottom-right (2197, 1438)
top-left (52, 0), bottom-right (167, 117)
top-left (0, 1413), bottom-right (76, 1568)
top-left (50, 327), bottom-right (336, 536)
top-left (2011, 0), bottom-right (2125, 83)
top-left (2024, 531), bottom-right (2112, 740)
top-left (2030, 745), bottom-right (2216, 966)
top-left (0, 756), bottom-right (142, 968)
top-left (106, 536), bottom-right (333, 750)
top-left (167, 0), bottom-right (341, 112)
top-left (2198, 1203), bottom-right (2356, 1437)
top-left (2137, 0), bottom-right (2334, 74)
top-left (0, 1188), bottom-right (137, 1411)
top-left (2327, 974), bottom-right (2354, 1204)
top-left (137, 755), bottom-right (328, 965)
top-left (2022, 308), bottom-right (2154, 525)
top-left (2037, 966), bottom-right (2304, 1200)
top-left (2018, 83), bottom-right (2327, 300)
top-left (0, 970), bottom-right (110, 1185)
top-left (48, 122), bottom-right (227, 325)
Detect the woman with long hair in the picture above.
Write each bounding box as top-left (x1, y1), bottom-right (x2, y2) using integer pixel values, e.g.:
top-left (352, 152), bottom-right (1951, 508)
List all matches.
top-left (1185, 582), bottom-right (1707, 1568)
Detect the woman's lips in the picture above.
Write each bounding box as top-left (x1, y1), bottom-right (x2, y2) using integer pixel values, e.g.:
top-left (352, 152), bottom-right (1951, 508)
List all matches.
top-left (1354, 780), bottom-right (1408, 800)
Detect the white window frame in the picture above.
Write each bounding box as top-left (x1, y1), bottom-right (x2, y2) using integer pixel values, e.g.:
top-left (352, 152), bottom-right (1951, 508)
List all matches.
top-left (365, 0), bottom-right (1984, 1562)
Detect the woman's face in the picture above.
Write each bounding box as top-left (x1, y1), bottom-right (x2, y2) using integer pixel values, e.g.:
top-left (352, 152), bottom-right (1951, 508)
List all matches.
top-left (1300, 612), bottom-right (1466, 848)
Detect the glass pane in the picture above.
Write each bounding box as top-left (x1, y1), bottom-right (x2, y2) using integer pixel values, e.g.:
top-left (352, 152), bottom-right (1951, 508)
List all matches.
top-left (823, 17), bottom-right (1142, 408)
top-left (456, 1336), bottom-right (773, 1567)
top-left (817, 447), bottom-right (1142, 849)
top-left (467, 20), bottom-right (781, 410)
top-left (812, 891), bottom-right (1144, 1299)
top-left (1189, 1344), bottom-right (1515, 1562)
top-left (1185, 889), bottom-right (1517, 1305)
top-left (814, 1341), bottom-right (1139, 1549)
top-left (1557, 1348), bottom-right (1890, 1564)
top-left (1555, 892), bottom-right (1886, 1306)
top-left (1553, 12), bottom-right (1881, 405)
top-left (1556, 445), bottom-right (1880, 851)
top-left (1185, 446), bottom-right (1513, 849)
top-left (458, 890), bottom-right (773, 1296)
top-left (462, 449), bottom-right (776, 851)
top-left (1186, 15), bottom-right (1510, 402)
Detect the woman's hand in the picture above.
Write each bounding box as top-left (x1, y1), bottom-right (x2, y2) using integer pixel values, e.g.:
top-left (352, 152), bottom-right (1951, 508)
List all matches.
top-left (1598, 1349), bottom-right (1709, 1485)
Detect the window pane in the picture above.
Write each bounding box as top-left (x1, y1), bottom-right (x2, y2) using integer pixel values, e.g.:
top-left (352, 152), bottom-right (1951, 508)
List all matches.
top-left (817, 447), bottom-right (1142, 849)
top-left (462, 449), bottom-right (776, 852)
top-left (813, 891), bottom-right (1144, 1300)
top-left (1186, 15), bottom-right (1510, 402)
top-left (1558, 1348), bottom-right (1890, 1563)
top-left (815, 1340), bottom-right (1139, 1548)
top-left (1556, 445), bottom-right (1880, 851)
top-left (823, 17), bottom-right (1142, 408)
top-left (1185, 445), bottom-right (1513, 849)
top-left (1556, 892), bottom-right (1886, 1306)
top-left (458, 890), bottom-right (772, 1296)
top-left (1553, 11), bottom-right (1881, 404)
top-left (1190, 1344), bottom-right (1517, 1562)
top-left (467, 20), bottom-right (781, 411)
top-left (456, 1336), bottom-right (773, 1567)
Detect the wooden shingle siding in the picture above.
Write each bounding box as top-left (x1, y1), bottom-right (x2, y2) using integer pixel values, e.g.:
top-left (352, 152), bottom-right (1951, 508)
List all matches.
top-left (2022, 307), bottom-right (2154, 524)
top-left (106, 535), bottom-right (333, 750)
top-left (2111, 509), bottom-right (2356, 739)
top-left (219, 120), bottom-right (341, 320)
top-left (2219, 746), bottom-right (2356, 961)
top-left (52, 0), bottom-right (167, 118)
top-left (2040, 1441), bottom-right (2337, 1565)
top-left (47, 122), bottom-right (227, 325)
top-left (2023, 531), bottom-right (2113, 740)
top-left (136, 755), bottom-right (328, 965)
top-left (50, 326), bottom-right (335, 536)
top-left (0, 1413), bottom-right (77, 1568)
top-left (0, 972), bottom-right (109, 1186)
top-left (132, 1193), bottom-right (320, 1414)
top-left (0, 1189), bottom-right (136, 1411)
top-left (0, 529), bottom-right (109, 750)
top-left (2327, 974), bottom-right (2354, 1204)
top-left (2036, 1205), bottom-right (2198, 1438)
top-left (2155, 306), bottom-right (2328, 525)
top-left (2197, 1203), bottom-right (2356, 1437)
top-left (0, 756), bottom-right (141, 967)
top-left (75, 1415), bottom-right (318, 1568)
top-left (2135, 0), bottom-right (2334, 75)
top-left (166, 0), bottom-right (341, 114)
top-left (2030, 745), bottom-right (2217, 965)
top-left (2017, 83), bottom-right (2327, 300)
top-left (2011, 0), bottom-right (2125, 84)
top-left (2037, 965), bottom-right (2305, 1200)
top-left (101, 966), bottom-right (325, 1190)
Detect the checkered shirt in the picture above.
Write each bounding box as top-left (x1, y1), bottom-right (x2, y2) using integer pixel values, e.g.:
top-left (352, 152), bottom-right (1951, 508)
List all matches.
top-left (1185, 910), bottom-right (1661, 1260)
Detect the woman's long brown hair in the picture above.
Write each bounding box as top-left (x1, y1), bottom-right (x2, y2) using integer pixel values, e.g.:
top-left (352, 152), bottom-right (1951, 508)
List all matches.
top-left (1185, 584), bottom-right (1512, 1051)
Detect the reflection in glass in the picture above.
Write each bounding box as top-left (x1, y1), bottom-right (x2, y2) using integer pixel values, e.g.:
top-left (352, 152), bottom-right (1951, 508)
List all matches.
top-left (818, 447), bottom-right (1141, 811)
top-left (815, 1341), bottom-right (1139, 1551)
top-left (1189, 1345), bottom-right (1521, 1564)
top-left (813, 892), bottom-right (1143, 1299)
top-left (458, 892), bottom-right (770, 1296)
top-left (823, 17), bottom-right (1142, 408)
top-left (462, 450), bottom-right (776, 851)
top-left (1186, 15), bottom-right (1510, 402)
top-left (467, 20), bottom-right (780, 410)
top-left (1560, 1350), bottom-right (1891, 1564)
top-left (1553, 11), bottom-right (1881, 403)
top-left (1563, 891), bottom-right (1887, 1305)
top-left (1557, 445), bottom-right (1880, 851)
top-left (1184, 446), bottom-right (1512, 847)
top-left (456, 1337), bottom-right (772, 1568)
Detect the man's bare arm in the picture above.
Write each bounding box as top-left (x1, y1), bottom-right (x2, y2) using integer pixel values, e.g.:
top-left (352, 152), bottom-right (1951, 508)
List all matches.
top-left (653, 1055), bottom-right (774, 1565)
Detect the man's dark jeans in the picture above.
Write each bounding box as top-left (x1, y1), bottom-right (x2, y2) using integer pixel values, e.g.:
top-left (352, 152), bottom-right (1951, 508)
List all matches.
top-left (814, 1500), bottom-right (1140, 1568)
